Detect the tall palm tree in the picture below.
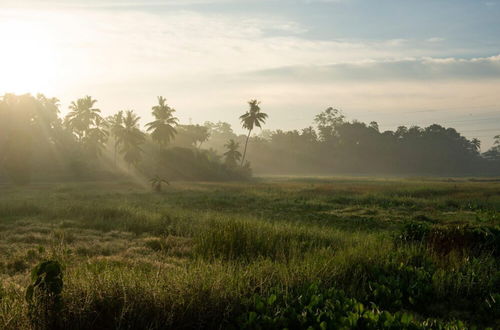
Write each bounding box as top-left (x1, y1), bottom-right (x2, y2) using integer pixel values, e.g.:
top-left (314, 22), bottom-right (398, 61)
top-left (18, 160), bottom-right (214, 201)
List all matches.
top-left (106, 111), bottom-right (124, 166)
top-left (85, 116), bottom-right (109, 158)
top-left (146, 96), bottom-right (178, 150)
top-left (239, 99), bottom-right (267, 165)
top-left (64, 96), bottom-right (102, 143)
top-left (223, 139), bottom-right (242, 167)
top-left (120, 110), bottom-right (145, 169)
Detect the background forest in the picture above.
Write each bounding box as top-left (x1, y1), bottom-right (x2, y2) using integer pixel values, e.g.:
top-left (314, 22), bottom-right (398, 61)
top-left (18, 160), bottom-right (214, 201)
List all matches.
top-left (1, 93), bottom-right (499, 185)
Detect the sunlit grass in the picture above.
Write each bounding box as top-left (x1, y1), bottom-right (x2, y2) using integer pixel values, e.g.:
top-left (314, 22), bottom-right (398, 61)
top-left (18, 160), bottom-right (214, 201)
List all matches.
top-left (0, 178), bottom-right (498, 328)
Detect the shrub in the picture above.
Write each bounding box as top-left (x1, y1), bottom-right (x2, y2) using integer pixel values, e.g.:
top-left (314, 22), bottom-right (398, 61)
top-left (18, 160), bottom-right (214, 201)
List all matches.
top-left (26, 260), bottom-right (64, 330)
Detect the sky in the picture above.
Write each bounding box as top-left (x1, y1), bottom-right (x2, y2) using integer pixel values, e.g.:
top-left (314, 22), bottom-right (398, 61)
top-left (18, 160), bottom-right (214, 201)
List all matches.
top-left (1, 0), bottom-right (499, 149)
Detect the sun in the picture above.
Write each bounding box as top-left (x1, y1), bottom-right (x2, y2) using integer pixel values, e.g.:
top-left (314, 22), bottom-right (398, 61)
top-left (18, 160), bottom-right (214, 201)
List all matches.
top-left (0, 15), bottom-right (59, 95)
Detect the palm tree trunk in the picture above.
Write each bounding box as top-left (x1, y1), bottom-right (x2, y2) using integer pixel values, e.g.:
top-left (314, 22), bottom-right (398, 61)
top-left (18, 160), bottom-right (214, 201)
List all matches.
top-left (156, 142), bottom-right (162, 174)
top-left (114, 143), bottom-right (117, 167)
top-left (241, 129), bottom-right (252, 166)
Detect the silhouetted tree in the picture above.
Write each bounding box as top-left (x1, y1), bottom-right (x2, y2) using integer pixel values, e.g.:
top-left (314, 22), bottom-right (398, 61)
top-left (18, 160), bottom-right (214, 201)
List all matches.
top-left (64, 96), bottom-right (102, 143)
top-left (150, 175), bottom-right (169, 192)
top-left (471, 138), bottom-right (481, 153)
top-left (239, 99), bottom-right (267, 165)
top-left (203, 121), bottom-right (237, 154)
top-left (224, 139), bottom-right (242, 167)
top-left (120, 110), bottom-right (145, 169)
top-left (146, 96), bottom-right (178, 150)
top-left (84, 116), bottom-right (109, 158)
top-left (106, 111), bottom-right (124, 166)
top-left (175, 124), bottom-right (210, 148)
top-left (314, 107), bottom-right (345, 142)
top-left (34, 94), bottom-right (61, 134)
top-left (484, 135), bottom-right (500, 161)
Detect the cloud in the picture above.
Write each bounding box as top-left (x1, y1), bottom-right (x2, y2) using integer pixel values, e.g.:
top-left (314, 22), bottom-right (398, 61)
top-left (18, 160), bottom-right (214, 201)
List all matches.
top-left (0, 7), bottom-right (432, 88)
top-left (248, 55), bottom-right (500, 82)
top-left (1, 4), bottom-right (499, 148)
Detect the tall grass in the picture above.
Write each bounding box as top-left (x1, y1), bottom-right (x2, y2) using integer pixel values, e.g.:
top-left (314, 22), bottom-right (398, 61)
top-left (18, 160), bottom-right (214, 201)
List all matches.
top-left (0, 179), bottom-right (498, 328)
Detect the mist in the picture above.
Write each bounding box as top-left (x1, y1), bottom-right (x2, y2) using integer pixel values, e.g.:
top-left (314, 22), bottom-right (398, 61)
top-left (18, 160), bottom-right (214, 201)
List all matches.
top-left (1, 94), bottom-right (499, 185)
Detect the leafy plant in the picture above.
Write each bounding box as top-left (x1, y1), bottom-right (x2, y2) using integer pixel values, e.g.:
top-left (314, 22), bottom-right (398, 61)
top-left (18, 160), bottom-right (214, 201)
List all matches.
top-left (150, 175), bottom-right (170, 192)
top-left (26, 260), bottom-right (64, 330)
top-left (366, 264), bottom-right (434, 310)
top-left (237, 283), bottom-right (464, 329)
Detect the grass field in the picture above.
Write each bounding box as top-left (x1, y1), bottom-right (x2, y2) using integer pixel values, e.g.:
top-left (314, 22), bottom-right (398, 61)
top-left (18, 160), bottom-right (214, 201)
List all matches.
top-left (0, 177), bottom-right (499, 329)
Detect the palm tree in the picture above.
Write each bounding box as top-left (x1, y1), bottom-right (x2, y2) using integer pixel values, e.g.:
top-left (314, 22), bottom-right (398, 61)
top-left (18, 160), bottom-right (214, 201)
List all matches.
top-left (120, 110), bottom-right (145, 169)
top-left (146, 96), bottom-right (178, 150)
top-left (224, 139), bottom-right (242, 167)
top-left (106, 111), bottom-right (124, 166)
top-left (471, 138), bottom-right (481, 153)
top-left (64, 96), bottom-right (102, 143)
top-left (150, 175), bottom-right (169, 192)
top-left (239, 99), bottom-right (267, 165)
top-left (85, 116), bottom-right (109, 158)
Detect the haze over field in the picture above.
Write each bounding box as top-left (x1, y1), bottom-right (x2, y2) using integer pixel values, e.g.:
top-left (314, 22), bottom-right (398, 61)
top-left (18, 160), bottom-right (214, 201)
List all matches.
top-left (1, 0), bottom-right (500, 148)
top-left (1, 3), bottom-right (500, 329)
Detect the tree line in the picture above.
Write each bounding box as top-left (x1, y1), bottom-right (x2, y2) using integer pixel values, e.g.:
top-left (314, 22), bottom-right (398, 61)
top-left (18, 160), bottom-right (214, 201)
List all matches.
top-left (0, 94), bottom-right (261, 184)
top-left (1, 93), bottom-right (499, 184)
top-left (203, 107), bottom-right (500, 176)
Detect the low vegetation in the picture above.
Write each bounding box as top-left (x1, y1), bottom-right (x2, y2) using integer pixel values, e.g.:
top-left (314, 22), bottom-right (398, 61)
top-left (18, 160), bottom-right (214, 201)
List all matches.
top-left (0, 177), bottom-right (498, 329)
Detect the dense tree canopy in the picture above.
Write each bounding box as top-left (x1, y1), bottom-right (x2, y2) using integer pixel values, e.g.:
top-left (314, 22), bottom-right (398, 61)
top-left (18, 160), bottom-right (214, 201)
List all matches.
top-left (0, 93), bottom-right (498, 184)
top-left (0, 93), bottom-right (251, 183)
top-left (235, 108), bottom-right (499, 175)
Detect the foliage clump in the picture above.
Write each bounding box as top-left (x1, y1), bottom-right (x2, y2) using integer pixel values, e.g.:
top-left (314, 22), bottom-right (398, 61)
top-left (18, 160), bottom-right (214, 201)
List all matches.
top-left (238, 283), bottom-right (465, 329)
top-left (26, 260), bottom-right (64, 330)
top-left (150, 175), bottom-right (169, 192)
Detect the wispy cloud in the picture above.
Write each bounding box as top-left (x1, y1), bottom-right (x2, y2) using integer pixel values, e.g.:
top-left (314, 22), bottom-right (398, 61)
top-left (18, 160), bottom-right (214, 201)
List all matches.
top-left (249, 55), bottom-right (500, 82)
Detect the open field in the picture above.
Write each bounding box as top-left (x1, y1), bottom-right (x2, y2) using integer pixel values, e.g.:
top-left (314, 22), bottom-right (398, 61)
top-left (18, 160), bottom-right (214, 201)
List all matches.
top-left (0, 177), bottom-right (499, 329)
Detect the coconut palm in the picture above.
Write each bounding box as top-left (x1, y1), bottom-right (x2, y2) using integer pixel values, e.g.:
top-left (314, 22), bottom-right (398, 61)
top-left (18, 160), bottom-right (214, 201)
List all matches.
top-left (223, 139), bottom-right (242, 167)
top-left (64, 96), bottom-right (102, 143)
top-left (146, 96), bottom-right (178, 150)
top-left (106, 111), bottom-right (124, 166)
top-left (150, 175), bottom-right (169, 192)
top-left (85, 116), bottom-right (109, 158)
top-left (239, 99), bottom-right (267, 165)
top-left (471, 138), bottom-right (481, 153)
top-left (120, 110), bottom-right (145, 169)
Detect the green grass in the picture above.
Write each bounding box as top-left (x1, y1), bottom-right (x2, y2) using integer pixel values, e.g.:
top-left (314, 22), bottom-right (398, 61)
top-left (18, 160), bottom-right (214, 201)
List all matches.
top-left (0, 178), bottom-right (499, 329)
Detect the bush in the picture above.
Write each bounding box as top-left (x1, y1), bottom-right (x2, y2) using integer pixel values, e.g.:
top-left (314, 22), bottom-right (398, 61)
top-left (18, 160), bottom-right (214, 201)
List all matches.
top-left (26, 260), bottom-right (64, 330)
